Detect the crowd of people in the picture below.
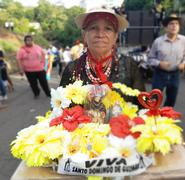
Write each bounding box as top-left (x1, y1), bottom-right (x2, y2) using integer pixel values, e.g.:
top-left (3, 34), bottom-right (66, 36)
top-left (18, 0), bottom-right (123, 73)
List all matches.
top-left (44, 40), bottom-right (84, 78)
top-left (0, 35), bottom-right (84, 109)
top-left (1, 5), bottom-right (185, 111)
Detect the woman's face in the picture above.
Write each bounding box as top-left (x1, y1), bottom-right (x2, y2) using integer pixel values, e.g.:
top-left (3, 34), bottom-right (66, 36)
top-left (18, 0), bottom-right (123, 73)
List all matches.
top-left (83, 18), bottom-right (118, 57)
top-left (25, 37), bottom-right (33, 47)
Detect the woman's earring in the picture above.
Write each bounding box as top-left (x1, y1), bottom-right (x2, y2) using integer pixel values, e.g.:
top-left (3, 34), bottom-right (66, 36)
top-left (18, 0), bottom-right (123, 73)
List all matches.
top-left (112, 44), bottom-right (116, 53)
top-left (83, 41), bottom-right (88, 48)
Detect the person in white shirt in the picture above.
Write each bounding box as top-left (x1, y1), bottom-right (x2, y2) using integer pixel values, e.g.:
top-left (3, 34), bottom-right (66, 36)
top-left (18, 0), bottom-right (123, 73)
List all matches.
top-left (63, 46), bottom-right (72, 66)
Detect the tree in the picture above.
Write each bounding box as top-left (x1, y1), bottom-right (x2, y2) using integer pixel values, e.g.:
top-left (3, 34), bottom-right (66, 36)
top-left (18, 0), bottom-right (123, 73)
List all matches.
top-left (58, 6), bottom-right (85, 46)
top-left (33, 2), bottom-right (84, 47)
top-left (173, 0), bottom-right (185, 13)
top-left (6, 2), bottom-right (25, 19)
top-left (0, 0), bottom-right (85, 47)
top-left (24, 8), bottom-right (35, 21)
top-left (124, 0), bottom-right (173, 12)
top-left (125, 0), bottom-right (153, 11)
top-left (160, 0), bottom-right (173, 14)
top-left (0, 0), bottom-right (14, 8)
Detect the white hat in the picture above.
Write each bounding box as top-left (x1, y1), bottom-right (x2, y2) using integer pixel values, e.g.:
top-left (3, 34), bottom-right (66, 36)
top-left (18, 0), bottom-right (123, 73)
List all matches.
top-left (75, 7), bottom-right (129, 32)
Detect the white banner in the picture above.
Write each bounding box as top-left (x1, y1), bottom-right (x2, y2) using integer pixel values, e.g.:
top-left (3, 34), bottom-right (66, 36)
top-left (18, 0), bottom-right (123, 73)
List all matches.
top-left (57, 154), bottom-right (153, 177)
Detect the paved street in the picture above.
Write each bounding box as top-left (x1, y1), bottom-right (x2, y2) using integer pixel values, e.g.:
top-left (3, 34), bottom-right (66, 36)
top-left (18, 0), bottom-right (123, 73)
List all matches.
top-left (0, 70), bottom-right (59, 180)
top-left (0, 69), bottom-right (185, 180)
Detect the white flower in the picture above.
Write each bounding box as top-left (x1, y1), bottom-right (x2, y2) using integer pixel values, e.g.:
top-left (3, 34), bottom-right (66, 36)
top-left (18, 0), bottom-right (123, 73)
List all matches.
top-left (109, 135), bottom-right (136, 150)
top-left (37, 119), bottom-right (50, 127)
top-left (50, 87), bottom-right (71, 109)
top-left (108, 135), bottom-right (137, 159)
top-left (100, 147), bottom-right (120, 158)
top-left (127, 102), bottom-right (138, 109)
top-left (70, 153), bottom-right (89, 163)
top-left (50, 108), bottom-right (63, 119)
top-left (72, 80), bottom-right (83, 86)
top-left (138, 109), bottom-right (149, 119)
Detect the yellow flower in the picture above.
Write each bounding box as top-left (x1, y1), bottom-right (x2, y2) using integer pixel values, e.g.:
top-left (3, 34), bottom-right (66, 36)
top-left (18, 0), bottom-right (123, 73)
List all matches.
top-left (120, 147), bottom-right (133, 157)
top-left (11, 124), bottom-right (42, 159)
top-left (121, 102), bottom-right (138, 118)
top-left (68, 134), bottom-right (81, 155)
top-left (102, 89), bottom-right (138, 118)
top-left (69, 123), bottom-right (110, 158)
top-left (113, 83), bottom-right (140, 97)
top-left (103, 90), bottom-right (125, 109)
top-left (36, 110), bottom-right (52, 122)
top-left (65, 81), bottom-right (88, 104)
top-left (131, 116), bottom-right (183, 155)
top-left (11, 125), bottom-right (70, 167)
top-left (88, 177), bottom-right (103, 180)
top-left (89, 135), bottom-right (108, 158)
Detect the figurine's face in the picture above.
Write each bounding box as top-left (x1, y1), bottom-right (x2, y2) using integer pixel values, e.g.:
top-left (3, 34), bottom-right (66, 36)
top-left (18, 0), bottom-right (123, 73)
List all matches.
top-left (87, 110), bottom-right (106, 123)
top-left (94, 96), bottom-right (101, 103)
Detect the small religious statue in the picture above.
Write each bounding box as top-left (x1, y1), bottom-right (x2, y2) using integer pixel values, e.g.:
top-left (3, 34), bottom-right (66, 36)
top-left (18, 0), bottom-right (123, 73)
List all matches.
top-left (111, 101), bottom-right (123, 117)
top-left (84, 84), bottom-right (109, 123)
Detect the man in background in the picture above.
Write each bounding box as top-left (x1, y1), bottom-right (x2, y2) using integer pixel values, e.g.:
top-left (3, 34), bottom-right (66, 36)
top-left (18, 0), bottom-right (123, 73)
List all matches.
top-left (148, 14), bottom-right (185, 107)
top-left (70, 40), bottom-right (84, 60)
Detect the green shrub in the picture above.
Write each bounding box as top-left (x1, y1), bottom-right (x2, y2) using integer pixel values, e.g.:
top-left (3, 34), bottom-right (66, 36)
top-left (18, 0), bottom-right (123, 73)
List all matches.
top-left (33, 34), bottom-right (49, 48)
top-left (0, 39), bottom-right (18, 52)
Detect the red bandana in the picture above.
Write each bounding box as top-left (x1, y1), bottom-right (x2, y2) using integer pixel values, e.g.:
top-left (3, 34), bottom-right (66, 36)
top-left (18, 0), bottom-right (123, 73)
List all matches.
top-left (87, 50), bottom-right (112, 88)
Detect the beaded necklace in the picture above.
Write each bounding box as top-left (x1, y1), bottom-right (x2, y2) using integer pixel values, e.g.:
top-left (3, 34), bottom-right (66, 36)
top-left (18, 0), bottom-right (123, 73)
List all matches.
top-left (85, 57), bottom-right (112, 83)
top-left (71, 53), bottom-right (120, 86)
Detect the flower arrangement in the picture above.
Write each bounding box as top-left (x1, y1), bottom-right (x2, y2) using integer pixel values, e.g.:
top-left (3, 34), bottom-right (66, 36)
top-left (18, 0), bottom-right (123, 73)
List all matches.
top-left (10, 81), bottom-right (183, 177)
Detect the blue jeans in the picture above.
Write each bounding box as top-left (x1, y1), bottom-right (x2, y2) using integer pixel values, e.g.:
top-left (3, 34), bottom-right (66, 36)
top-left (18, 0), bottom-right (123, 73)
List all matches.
top-left (0, 78), bottom-right (6, 96)
top-left (152, 68), bottom-right (179, 107)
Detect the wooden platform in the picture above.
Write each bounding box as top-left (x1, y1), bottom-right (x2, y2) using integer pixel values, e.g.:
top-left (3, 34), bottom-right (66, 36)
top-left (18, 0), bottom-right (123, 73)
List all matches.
top-left (11, 145), bottom-right (185, 180)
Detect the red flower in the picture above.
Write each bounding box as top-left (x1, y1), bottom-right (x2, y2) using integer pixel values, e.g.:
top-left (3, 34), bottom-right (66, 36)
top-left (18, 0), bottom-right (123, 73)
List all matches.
top-left (49, 116), bottom-right (63, 127)
top-left (63, 120), bottom-right (79, 132)
top-left (50, 106), bottom-right (91, 132)
top-left (109, 115), bottom-right (131, 138)
top-left (145, 109), bottom-right (160, 116)
top-left (109, 115), bottom-right (145, 139)
top-left (131, 117), bottom-right (145, 138)
top-left (132, 132), bottom-right (141, 139)
top-left (145, 107), bottom-right (182, 119)
top-left (77, 115), bottom-right (92, 124)
top-left (160, 107), bottom-right (182, 119)
top-left (132, 117), bottom-right (145, 125)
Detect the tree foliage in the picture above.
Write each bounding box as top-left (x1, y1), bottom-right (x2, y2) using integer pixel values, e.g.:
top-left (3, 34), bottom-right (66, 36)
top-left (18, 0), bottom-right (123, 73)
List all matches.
top-left (56, 6), bottom-right (84, 47)
top-left (173, 0), bottom-right (185, 13)
top-left (0, 0), bottom-right (85, 47)
top-left (125, 0), bottom-right (173, 12)
top-left (125, 0), bottom-right (153, 11)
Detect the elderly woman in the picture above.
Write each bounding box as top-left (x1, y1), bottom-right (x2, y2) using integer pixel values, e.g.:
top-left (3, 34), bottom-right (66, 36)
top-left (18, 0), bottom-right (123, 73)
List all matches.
top-left (59, 7), bottom-right (145, 93)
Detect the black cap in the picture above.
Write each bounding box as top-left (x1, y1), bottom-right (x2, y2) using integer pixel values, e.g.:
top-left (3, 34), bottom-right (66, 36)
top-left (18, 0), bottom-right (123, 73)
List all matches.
top-left (162, 14), bottom-right (181, 27)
